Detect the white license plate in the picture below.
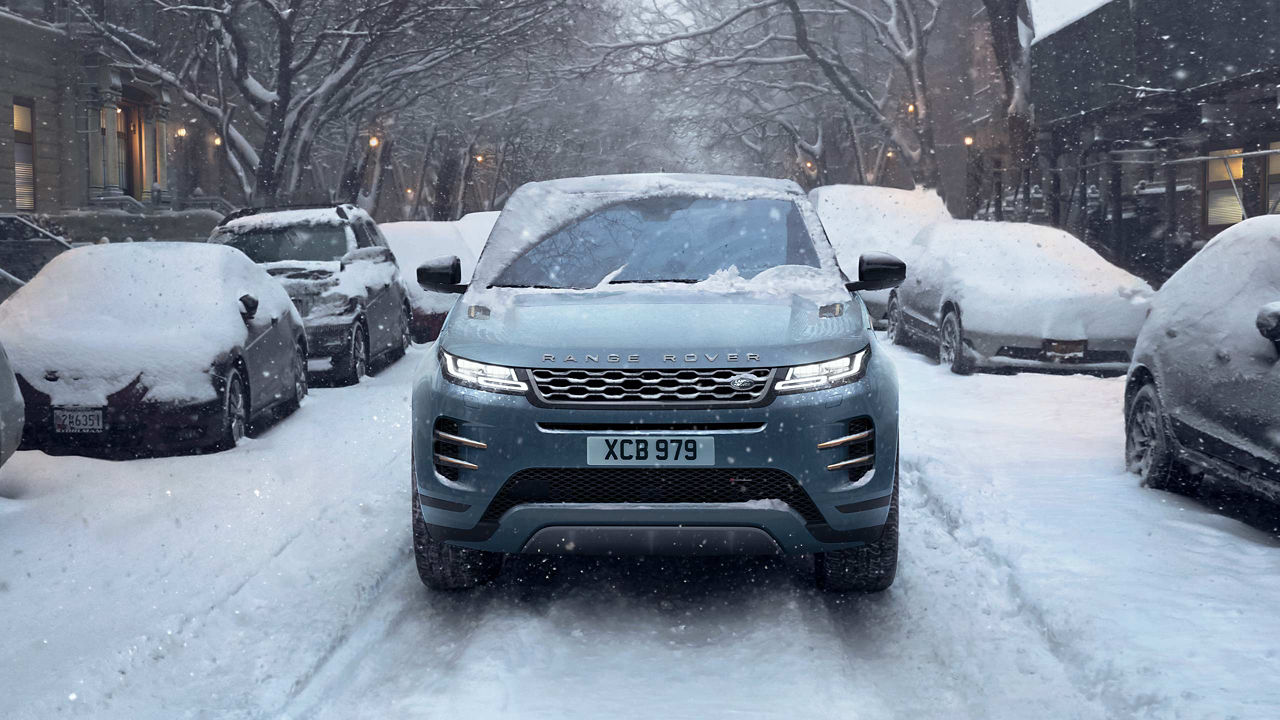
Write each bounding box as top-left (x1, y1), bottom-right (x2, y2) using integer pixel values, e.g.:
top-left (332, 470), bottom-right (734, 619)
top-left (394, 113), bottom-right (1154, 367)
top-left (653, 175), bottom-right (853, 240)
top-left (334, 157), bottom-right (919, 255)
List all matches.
top-left (586, 436), bottom-right (714, 466)
top-left (53, 408), bottom-right (104, 433)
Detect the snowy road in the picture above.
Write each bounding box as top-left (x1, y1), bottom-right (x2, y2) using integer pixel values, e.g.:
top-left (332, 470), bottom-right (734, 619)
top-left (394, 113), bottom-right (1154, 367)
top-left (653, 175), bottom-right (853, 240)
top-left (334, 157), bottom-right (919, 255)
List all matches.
top-left (2, 344), bottom-right (1278, 719)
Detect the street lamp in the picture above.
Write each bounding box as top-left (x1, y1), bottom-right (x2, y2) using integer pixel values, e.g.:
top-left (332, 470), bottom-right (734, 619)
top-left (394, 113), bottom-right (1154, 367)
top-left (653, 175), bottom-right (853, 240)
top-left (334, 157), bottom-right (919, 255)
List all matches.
top-left (964, 136), bottom-right (975, 146)
top-left (886, 150), bottom-right (895, 158)
top-left (176, 126), bottom-right (187, 138)
top-left (907, 103), bottom-right (915, 113)
top-left (213, 136), bottom-right (222, 146)
top-left (474, 154), bottom-right (484, 163)
top-left (368, 136), bottom-right (380, 148)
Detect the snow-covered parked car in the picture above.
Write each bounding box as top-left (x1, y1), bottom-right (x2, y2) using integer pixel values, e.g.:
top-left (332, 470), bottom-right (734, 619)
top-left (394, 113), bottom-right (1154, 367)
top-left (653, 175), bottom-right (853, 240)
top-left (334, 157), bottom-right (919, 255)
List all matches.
top-left (888, 220), bottom-right (1152, 374)
top-left (810, 185), bottom-right (951, 324)
top-left (455, 210), bottom-right (500, 259)
top-left (0, 243), bottom-right (307, 455)
top-left (210, 205), bottom-right (411, 384)
top-left (1126, 216), bottom-right (1280, 500)
top-left (0, 340), bottom-right (23, 468)
top-left (381, 221), bottom-right (477, 342)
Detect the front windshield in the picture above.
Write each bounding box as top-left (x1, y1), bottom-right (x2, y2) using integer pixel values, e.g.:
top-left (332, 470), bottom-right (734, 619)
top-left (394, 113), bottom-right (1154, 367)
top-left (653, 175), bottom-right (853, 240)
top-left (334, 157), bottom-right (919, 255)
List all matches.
top-left (492, 196), bottom-right (820, 289)
top-left (216, 225), bottom-right (350, 264)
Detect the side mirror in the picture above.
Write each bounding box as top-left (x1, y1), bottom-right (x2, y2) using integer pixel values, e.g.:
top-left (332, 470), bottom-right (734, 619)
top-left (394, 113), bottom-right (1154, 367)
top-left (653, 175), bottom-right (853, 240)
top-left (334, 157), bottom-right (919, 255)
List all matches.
top-left (418, 255), bottom-right (467, 293)
top-left (239, 293), bottom-right (259, 319)
top-left (343, 246), bottom-right (396, 266)
top-left (845, 252), bottom-right (906, 293)
top-left (1257, 302), bottom-right (1280, 346)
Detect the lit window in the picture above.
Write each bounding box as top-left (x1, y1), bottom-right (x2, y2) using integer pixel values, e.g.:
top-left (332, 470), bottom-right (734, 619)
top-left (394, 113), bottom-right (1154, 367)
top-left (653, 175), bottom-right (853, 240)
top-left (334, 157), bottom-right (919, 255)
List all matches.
top-left (1205, 148), bottom-right (1244, 227)
top-left (14, 102), bottom-right (35, 211)
top-left (1267, 142), bottom-right (1280, 215)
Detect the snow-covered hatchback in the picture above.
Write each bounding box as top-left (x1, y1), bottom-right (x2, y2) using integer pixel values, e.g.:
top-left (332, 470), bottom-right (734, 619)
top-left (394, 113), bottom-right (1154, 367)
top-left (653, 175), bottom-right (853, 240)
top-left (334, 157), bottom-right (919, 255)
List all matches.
top-left (411, 174), bottom-right (906, 592)
top-left (1126, 216), bottom-right (1280, 501)
top-left (210, 205), bottom-right (412, 385)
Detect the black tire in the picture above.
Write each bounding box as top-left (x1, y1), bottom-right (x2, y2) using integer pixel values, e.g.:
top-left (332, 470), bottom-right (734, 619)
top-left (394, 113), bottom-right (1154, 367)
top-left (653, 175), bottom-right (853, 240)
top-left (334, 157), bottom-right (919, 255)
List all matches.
top-left (1126, 382), bottom-right (1192, 493)
top-left (885, 294), bottom-right (907, 346)
top-left (412, 484), bottom-right (502, 590)
top-left (938, 309), bottom-right (972, 375)
top-left (334, 323), bottom-right (369, 386)
top-left (286, 343), bottom-right (308, 412)
top-left (815, 473), bottom-right (899, 593)
top-left (386, 304), bottom-right (412, 362)
top-left (214, 369), bottom-right (248, 451)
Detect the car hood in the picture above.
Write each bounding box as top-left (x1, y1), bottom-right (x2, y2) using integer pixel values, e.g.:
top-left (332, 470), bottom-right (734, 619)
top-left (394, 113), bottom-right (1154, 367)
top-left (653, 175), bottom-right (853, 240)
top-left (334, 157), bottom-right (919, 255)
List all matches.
top-left (439, 288), bottom-right (867, 369)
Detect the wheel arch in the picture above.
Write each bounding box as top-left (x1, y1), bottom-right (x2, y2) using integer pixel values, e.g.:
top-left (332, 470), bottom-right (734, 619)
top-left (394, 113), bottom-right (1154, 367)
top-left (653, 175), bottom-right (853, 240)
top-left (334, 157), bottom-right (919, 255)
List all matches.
top-left (1125, 364), bottom-right (1157, 416)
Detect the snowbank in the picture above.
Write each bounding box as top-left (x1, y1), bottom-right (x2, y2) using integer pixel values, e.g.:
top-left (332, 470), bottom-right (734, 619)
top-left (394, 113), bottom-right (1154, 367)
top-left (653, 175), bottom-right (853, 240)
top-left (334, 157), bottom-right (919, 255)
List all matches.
top-left (909, 220), bottom-right (1151, 340)
top-left (381, 221), bottom-right (478, 315)
top-left (0, 243), bottom-right (297, 405)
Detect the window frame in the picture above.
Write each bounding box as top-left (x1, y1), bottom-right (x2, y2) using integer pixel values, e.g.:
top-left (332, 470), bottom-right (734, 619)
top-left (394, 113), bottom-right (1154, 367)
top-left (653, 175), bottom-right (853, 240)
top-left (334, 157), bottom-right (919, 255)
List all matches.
top-left (1203, 147), bottom-right (1246, 230)
top-left (13, 98), bottom-right (36, 212)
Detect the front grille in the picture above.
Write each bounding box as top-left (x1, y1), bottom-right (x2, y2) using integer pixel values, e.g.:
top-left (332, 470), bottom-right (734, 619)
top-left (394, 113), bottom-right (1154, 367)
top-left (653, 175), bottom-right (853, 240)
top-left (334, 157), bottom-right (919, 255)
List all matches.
top-left (528, 367), bottom-right (774, 406)
top-left (482, 467), bottom-right (824, 524)
top-left (996, 346), bottom-right (1130, 364)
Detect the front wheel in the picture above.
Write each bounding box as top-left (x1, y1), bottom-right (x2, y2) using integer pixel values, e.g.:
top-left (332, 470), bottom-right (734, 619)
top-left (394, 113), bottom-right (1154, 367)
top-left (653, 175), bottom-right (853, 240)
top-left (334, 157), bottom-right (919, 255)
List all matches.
top-left (412, 485), bottom-right (502, 590)
top-left (287, 344), bottom-right (308, 412)
top-left (938, 310), bottom-right (972, 375)
top-left (214, 369), bottom-right (248, 451)
top-left (1126, 382), bottom-right (1192, 493)
top-left (815, 474), bottom-right (899, 593)
top-left (334, 323), bottom-right (368, 386)
top-left (885, 294), bottom-right (906, 346)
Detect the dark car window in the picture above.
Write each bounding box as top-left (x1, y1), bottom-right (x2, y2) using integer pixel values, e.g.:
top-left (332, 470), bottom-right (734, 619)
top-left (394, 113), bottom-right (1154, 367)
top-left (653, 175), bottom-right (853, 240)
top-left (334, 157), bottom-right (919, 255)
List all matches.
top-left (217, 225), bottom-right (350, 263)
top-left (492, 196), bottom-right (819, 289)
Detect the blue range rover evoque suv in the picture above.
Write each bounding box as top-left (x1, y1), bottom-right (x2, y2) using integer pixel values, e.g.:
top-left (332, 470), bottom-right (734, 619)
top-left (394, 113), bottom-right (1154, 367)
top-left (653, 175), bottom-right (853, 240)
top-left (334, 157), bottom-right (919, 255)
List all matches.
top-left (411, 174), bottom-right (905, 591)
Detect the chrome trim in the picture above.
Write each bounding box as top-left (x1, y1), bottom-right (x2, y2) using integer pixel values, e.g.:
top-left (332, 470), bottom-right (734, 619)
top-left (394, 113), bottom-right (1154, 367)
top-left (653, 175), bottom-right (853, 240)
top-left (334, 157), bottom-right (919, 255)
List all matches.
top-left (826, 454), bottom-right (874, 472)
top-left (816, 429), bottom-right (874, 450)
top-left (435, 429), bottom-right (487, 449)
top-left (433, 453), bottom-right (478, 470)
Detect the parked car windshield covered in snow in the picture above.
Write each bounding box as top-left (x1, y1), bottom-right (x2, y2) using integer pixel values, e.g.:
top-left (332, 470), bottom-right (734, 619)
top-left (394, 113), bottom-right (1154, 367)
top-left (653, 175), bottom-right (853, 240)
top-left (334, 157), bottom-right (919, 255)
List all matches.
top-left (491, 196), bottom-right (821, 289)
top-left (216, 225), bottom-right (350, 264)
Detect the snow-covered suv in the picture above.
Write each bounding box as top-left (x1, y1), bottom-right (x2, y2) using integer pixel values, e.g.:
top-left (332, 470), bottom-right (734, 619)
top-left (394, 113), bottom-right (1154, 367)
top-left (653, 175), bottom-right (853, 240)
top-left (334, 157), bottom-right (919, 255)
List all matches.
top-left (1126, 216), bottom-right (1280, 501)
top-left (211, 205), bottom-right (411, 385)
top-left (410, 174), bottom-right (905, 592)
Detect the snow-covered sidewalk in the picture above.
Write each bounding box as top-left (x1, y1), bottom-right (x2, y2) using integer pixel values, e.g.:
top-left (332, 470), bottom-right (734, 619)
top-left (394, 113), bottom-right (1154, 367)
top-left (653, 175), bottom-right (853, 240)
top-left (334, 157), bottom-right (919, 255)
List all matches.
top-left (0, 344), bottom-right (1276, 719)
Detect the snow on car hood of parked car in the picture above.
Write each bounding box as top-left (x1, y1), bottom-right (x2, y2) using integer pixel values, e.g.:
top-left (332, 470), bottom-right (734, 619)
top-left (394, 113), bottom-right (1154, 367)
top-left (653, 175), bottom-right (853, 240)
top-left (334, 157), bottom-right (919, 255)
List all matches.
top-left (912, 220), bottom-right (1152, 340)
top-left (263, 258), bottom-right (398, 323)
top-left (0, 243), bottom-right (297, 406)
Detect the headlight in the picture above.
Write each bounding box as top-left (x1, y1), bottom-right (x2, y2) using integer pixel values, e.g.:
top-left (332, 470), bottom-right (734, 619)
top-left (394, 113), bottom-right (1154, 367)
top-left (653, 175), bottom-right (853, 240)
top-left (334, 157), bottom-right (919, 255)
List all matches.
top-left (441, 350), bottom-right (528, 394)
top-left (774, 348), bottom-right (869, 393)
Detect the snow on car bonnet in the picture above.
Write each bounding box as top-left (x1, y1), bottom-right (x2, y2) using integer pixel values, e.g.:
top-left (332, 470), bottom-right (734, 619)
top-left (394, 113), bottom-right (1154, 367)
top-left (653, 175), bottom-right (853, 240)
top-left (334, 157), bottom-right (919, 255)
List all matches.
top-left (0, 243), bottom-right (295, 406)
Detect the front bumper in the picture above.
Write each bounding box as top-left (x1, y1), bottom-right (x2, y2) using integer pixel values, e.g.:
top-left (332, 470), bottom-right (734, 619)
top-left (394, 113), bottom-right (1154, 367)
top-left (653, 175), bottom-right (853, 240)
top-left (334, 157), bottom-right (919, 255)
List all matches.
top-left (962, 328), bottom-right (1133, 374)
top-left (19, 392), bottom-right (223, 455)
top-left (411, 349), bottom-right (900, 555)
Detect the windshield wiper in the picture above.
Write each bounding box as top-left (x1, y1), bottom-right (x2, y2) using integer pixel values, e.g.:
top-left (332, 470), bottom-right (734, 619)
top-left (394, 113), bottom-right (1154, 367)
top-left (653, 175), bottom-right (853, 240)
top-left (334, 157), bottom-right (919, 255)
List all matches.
top-left (488, 283), bottom-right (565, 289)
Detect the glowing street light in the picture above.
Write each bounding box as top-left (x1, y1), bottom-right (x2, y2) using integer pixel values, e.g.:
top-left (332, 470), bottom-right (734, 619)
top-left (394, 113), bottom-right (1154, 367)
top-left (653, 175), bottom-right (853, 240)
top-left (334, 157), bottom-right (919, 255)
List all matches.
top-left (907, 103), bottom-right (916, 113)
top-left (176, 126), bottom-right (187, 138)
top-left (368, 136), bottom-right (380, 148)
top-left (405, 187), bottom-right (414, 195)
top-left (886, 150), bottom-right (895, 158)
top-left (474, 154), bottom-right (484, 163)
top-left (964, 136), bottom-right (975, 146)
top-left (804, 160), bottom-right (814, 169)
top-left (213, 136), bottom-right (222, 146)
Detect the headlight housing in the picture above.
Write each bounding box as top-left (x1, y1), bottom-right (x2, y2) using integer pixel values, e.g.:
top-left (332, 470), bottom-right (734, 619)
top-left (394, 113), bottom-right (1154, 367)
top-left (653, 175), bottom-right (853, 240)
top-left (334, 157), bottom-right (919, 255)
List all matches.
top-left (440, 350), bottom-right (528, 394)
top-left (774, 347), bottom-right (869, 393)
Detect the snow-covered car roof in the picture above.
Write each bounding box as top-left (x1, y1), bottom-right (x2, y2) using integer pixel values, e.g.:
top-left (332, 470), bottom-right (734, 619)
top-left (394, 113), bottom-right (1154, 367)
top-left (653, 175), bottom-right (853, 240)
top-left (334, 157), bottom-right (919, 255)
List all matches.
top-left (810, 184), bottom-right (951, 263)
top-left (381, 221), bottom-right (479, 315)
top-left (455, 211), bottom-right (500, 258)
top-left (470, 173), bottom-right (829, 290)
top-left (0, 242), bottom-right (298, 406)
top-left (218, 205), bottom-right (371, 233)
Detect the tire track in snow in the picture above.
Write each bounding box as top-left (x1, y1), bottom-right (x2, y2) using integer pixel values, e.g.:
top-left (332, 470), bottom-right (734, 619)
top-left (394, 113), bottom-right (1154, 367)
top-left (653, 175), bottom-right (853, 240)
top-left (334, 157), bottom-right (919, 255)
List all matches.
top-left (902, 452), bottom-right (1157, 718)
